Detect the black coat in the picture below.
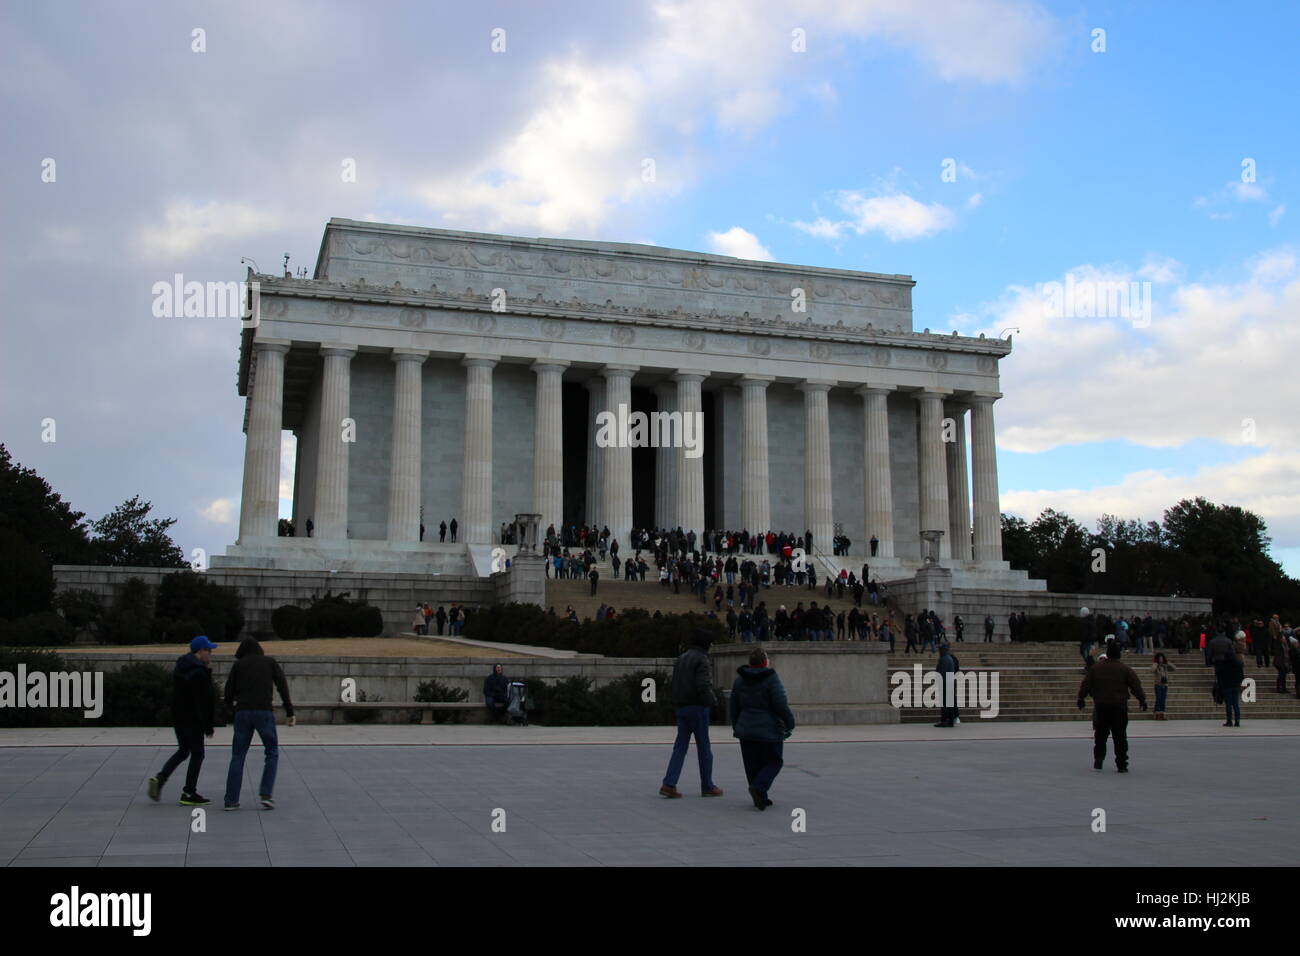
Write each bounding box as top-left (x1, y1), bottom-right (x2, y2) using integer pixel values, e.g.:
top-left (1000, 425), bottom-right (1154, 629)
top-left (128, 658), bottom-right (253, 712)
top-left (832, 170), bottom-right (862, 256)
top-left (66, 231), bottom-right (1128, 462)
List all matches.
top-left (171, 653), bottom-right (215, 732)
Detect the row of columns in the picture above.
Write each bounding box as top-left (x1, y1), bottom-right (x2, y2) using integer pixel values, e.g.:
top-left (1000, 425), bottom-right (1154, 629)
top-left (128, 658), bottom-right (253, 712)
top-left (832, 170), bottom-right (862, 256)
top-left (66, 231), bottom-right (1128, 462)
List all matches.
top-left (237, 340), bottom-right (1004, 562)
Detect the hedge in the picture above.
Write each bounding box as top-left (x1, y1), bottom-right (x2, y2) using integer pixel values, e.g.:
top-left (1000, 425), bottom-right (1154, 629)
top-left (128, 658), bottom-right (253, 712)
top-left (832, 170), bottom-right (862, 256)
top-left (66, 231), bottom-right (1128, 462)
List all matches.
top-left (464, 603), bottom-right (728, 658)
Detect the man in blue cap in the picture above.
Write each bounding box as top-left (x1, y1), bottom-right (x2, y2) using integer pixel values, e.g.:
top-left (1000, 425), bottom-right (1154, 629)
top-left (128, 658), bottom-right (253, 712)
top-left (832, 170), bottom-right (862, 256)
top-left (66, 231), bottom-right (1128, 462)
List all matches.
top-left (148, 635), bottom-right (218, 806)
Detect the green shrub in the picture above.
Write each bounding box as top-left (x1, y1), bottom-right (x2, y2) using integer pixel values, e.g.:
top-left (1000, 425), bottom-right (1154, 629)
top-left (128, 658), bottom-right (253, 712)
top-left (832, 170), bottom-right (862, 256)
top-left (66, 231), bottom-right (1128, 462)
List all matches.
top-left (99, 663), bottom-right (173, 726)
top-left (464, 602), bottom-right (727, 657)
top-left (155, 570), bottom-right (244, 643)
top-left (100, 577), bottom-right (154, 644)
top-left (271, 604), bottom-right (308, 640)
top-left (303, 591), bottom-right (382, 638)
top-left (414, 678), bottom-right (470, 724)
top-left (0, 648), bottom-right (79, 727)
top-left (55, 589), bottom-right (104, 631)
top-left (0, 611), bottom-right (76, 647)
top-left (532, 675), bottom-right (599, 726)
top-left (352, 604), bottom-right (384, 637)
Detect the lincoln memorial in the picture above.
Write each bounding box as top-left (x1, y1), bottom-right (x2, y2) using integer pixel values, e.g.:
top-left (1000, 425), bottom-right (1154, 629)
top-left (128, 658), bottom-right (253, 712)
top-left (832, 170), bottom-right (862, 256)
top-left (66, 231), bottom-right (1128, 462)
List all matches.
top-left (214, 217), bottom-right (1036, 592)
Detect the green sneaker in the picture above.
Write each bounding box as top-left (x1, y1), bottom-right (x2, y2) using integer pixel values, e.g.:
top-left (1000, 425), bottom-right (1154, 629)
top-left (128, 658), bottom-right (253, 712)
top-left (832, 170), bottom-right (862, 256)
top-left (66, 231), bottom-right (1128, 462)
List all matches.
top-left (147, 776), bottom-right (161, 802)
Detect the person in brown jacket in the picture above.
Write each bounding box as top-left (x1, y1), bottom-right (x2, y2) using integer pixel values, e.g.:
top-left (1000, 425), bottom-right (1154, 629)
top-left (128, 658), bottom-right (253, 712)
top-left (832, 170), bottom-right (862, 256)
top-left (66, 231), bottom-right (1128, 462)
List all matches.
top-left (1077, 640), bottom-right (1147, 772)
top-left (1269, 615), bottom-right (1288, 693)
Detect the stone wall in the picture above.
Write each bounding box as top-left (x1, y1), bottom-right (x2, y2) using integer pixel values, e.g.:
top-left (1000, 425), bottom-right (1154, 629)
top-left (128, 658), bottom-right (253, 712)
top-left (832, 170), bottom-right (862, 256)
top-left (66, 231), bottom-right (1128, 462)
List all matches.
top-left (881, 578), bottom-right (1213, 642)
top-left (52, 565), bottom-right (494, 639)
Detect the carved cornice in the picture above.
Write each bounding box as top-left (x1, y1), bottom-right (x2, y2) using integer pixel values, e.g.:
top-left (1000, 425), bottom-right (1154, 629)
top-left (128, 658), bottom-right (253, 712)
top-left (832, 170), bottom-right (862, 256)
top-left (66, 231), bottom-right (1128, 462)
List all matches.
top-left (247, 276), bottom-right (1012, 358)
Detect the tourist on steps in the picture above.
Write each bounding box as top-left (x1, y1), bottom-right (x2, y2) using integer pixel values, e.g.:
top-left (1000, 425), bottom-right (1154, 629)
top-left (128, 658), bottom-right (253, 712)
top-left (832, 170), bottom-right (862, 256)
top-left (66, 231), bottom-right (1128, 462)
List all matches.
top-left (1152, 652), bottom-right (1175, 719)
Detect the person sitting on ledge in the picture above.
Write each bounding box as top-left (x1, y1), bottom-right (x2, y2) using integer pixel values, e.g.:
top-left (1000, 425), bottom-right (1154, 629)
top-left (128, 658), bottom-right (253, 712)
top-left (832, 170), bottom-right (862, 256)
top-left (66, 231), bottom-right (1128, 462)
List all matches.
top-left (484, 664), bottom-right (509, 723)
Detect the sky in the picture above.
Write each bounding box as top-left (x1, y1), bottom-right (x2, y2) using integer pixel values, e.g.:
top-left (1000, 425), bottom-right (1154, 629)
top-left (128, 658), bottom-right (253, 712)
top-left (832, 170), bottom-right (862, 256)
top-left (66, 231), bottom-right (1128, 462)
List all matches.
top-left (2, 0), bottom-right (1298, 575)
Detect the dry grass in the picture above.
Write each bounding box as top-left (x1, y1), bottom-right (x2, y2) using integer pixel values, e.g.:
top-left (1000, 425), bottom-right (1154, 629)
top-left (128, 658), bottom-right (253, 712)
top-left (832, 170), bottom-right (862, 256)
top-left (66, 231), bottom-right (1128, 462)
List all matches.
top-left (48, 637), bottom-right (527, 659)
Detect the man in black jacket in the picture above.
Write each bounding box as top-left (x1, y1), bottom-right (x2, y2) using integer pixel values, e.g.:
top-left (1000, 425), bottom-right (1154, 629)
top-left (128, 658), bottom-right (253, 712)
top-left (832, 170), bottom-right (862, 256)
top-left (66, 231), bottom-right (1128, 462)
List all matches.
top-left (1077, 640), bottom-right (1147, 772)
top-left (222, 638), bottom-right (295, 810)
top-left (660, 629), bottom-right (723, 798)
top-left (149, 636), bottom-right (218, 806)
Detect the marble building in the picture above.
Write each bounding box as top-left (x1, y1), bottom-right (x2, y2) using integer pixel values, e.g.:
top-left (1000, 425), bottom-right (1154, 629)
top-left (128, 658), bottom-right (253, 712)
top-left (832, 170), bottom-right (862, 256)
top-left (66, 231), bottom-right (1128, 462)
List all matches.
top-left (215, 217), bottom-right (1035, 590)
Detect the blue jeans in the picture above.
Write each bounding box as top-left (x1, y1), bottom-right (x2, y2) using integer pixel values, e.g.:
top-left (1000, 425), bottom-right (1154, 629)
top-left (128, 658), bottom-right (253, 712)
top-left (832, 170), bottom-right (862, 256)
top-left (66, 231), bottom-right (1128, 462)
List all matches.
top-left (663, 705), bottom-right (715, 791)
top-left (224, 710), bottom-right (279, 806)
top-left (1155, 684), bottom-right (1168, 713)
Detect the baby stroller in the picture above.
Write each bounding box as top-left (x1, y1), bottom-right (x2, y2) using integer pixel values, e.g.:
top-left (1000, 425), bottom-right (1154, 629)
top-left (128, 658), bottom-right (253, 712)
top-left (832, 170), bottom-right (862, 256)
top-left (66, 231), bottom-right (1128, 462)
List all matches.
top-left (506, 681), bottom-right (529, 726)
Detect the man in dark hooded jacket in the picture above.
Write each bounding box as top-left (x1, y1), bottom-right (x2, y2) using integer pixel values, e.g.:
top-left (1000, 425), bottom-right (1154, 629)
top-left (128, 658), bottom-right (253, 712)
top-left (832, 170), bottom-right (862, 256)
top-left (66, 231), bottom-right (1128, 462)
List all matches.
top-left (660, 629), bottom-right (723, 798)
top-left (149, 635), bottom-right (218, 806)
top-left (731, 645), bottom-right (796, 810)
top-left (484, 664), bottom-right (509, 722)
top-left (222, 637), bottom-right (294, 810)
top-left (1077, 639), bottom-right (1147, 772)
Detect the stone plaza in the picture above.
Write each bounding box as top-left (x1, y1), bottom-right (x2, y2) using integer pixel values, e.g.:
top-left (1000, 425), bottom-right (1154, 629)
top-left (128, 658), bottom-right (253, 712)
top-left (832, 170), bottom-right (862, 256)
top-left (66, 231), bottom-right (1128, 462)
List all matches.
top-left (2, 722), bottom-right (1297, 867)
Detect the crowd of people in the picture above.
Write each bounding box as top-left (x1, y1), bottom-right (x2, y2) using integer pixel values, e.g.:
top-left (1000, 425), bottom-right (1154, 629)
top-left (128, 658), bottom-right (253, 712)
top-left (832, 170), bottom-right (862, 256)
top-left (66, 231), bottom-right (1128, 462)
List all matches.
top-left (410, 602), bottom-right (482, 637)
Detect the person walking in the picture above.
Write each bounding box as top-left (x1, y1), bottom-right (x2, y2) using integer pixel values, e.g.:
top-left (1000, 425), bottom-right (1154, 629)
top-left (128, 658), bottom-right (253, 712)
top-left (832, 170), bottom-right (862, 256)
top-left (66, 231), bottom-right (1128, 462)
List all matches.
top-left (435, 605), bottom-right (447, 636)
top-left (1152, 652), bottom-right (1175, 720)
top-left (439, 520), bottom-right (447, 543)
top-left (1219, 638), bottom-right (1246, 727)
top-left (1076, 639), bottom-right (1147, 772)
top-left (730, 645), bottom-right (796, 810)
top-left (1270, 615), bottom-right (1289, 693)
top-left (411, 605), bottom-right (427, 636)
top-left (984, 614), bottom-right (995, 643)
top-left (148, 636), bottom-right (218, 806)
top-left (449, 517), bottom-right (458, 542)
top-left (934, 643), bottom-right (960, 727)
top-left (904, 614), bottom-right (918, 655)
top-left (660, 629), bottom-right (723, 798)
top-left (222, 638), bottom-right (295, 811)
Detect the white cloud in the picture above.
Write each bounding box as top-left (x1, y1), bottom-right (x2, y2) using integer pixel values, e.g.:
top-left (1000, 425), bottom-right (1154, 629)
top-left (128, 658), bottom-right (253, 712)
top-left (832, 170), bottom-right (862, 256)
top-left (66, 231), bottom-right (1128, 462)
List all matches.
top-left (966, 192), bottom-right (983, 209)
top-left (414, 0), bottom-right (1058, 235)
top-left (1231, 181), bottom-right (1267, 202)
top-left (1137, 255), bottom-right (1181, 284)
top-left (1270, 205), bottom-right (1286, 226)
top-left (707, 226), bottom-right (774, 261)
top-left (796, 189), bottom-right (957, 241)
top-left (1003, 451), bottom-right (1300, 551)
top-left (969, 247), bottom-right (1300, 455)
top-left (135, 201), bottom-right (281, 260)
top-left (200, 498), bottom-right (236, 524)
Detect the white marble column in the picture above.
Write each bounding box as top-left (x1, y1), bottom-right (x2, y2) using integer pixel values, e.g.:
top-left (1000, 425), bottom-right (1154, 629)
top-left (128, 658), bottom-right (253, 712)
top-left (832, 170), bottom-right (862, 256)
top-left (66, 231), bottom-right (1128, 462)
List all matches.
top-left (945, 402), bottom-right (973, 561)
top-left (970, 392), bottom-right (1004, 563)
top-left (797, 380), bottom-right (835, 557)
top-left (237, 339), bottom-right (291, 543)
top-left (739, 375), bottom-right (773, 536)
top-left (531, 360), bottom-right (568, 536)
top-left (653, 381), bottom-right (677, 529)
top-left (915, 389), bottom-right (953, 560)
top-left (856, 384), bottom-right (895, 559)
top-left (584, 377), bottom-right (606, 528)
top-left (461, 354), bottom-right (498, 545)
top-left (601, 365), bottom-right (637, 547)
top-left (386, 348), bottom-right (427, 543)
top-left (314, 344), bottom-right (358, 541)
top-left (674, 370), bottom-right (707, 539)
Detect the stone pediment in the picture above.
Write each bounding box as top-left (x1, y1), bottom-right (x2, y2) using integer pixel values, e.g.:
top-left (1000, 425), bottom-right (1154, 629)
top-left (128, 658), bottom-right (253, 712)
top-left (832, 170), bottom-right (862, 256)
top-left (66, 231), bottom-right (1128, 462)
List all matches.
top-left (315, 219), bottom-right (915, 333)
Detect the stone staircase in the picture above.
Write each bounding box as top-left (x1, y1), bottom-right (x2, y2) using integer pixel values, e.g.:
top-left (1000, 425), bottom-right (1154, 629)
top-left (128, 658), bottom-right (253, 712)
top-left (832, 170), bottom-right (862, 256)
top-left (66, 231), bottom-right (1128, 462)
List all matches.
top-left (545, 576), bottom-right (893, 624)
top-left (544, 579), bottom-right (1300, 723)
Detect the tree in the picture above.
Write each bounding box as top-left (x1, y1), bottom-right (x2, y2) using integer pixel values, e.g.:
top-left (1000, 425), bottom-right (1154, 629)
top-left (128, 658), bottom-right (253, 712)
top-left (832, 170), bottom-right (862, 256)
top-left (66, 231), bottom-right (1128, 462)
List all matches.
top-left (89, 496), bottom-right (187, 568)
top-left (1001, 514), bottom-right (1034, 573)
top-left (1162, 497), bottom-right (1284, 613)
top-left (0, 444), bottom-right (92, 565)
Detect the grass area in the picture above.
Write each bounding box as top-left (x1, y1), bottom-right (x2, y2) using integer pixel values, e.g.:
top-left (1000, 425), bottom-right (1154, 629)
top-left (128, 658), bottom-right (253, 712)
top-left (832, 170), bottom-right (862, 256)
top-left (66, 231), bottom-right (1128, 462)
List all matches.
top-left (44, 637), bottom-right (528, 659)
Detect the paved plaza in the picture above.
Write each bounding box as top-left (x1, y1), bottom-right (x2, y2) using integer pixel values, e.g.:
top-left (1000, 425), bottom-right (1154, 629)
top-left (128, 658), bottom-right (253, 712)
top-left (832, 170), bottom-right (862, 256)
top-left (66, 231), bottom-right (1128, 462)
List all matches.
top-left (2, 722), bottom-right (1296, 867)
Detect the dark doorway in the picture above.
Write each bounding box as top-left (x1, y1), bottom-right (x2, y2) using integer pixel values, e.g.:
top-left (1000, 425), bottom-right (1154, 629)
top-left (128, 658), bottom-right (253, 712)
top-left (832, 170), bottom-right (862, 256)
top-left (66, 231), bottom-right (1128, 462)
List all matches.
top-left (630, 386), bottom-right (655, 531)
top-left (561, 381), bottom-right (588, 528)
